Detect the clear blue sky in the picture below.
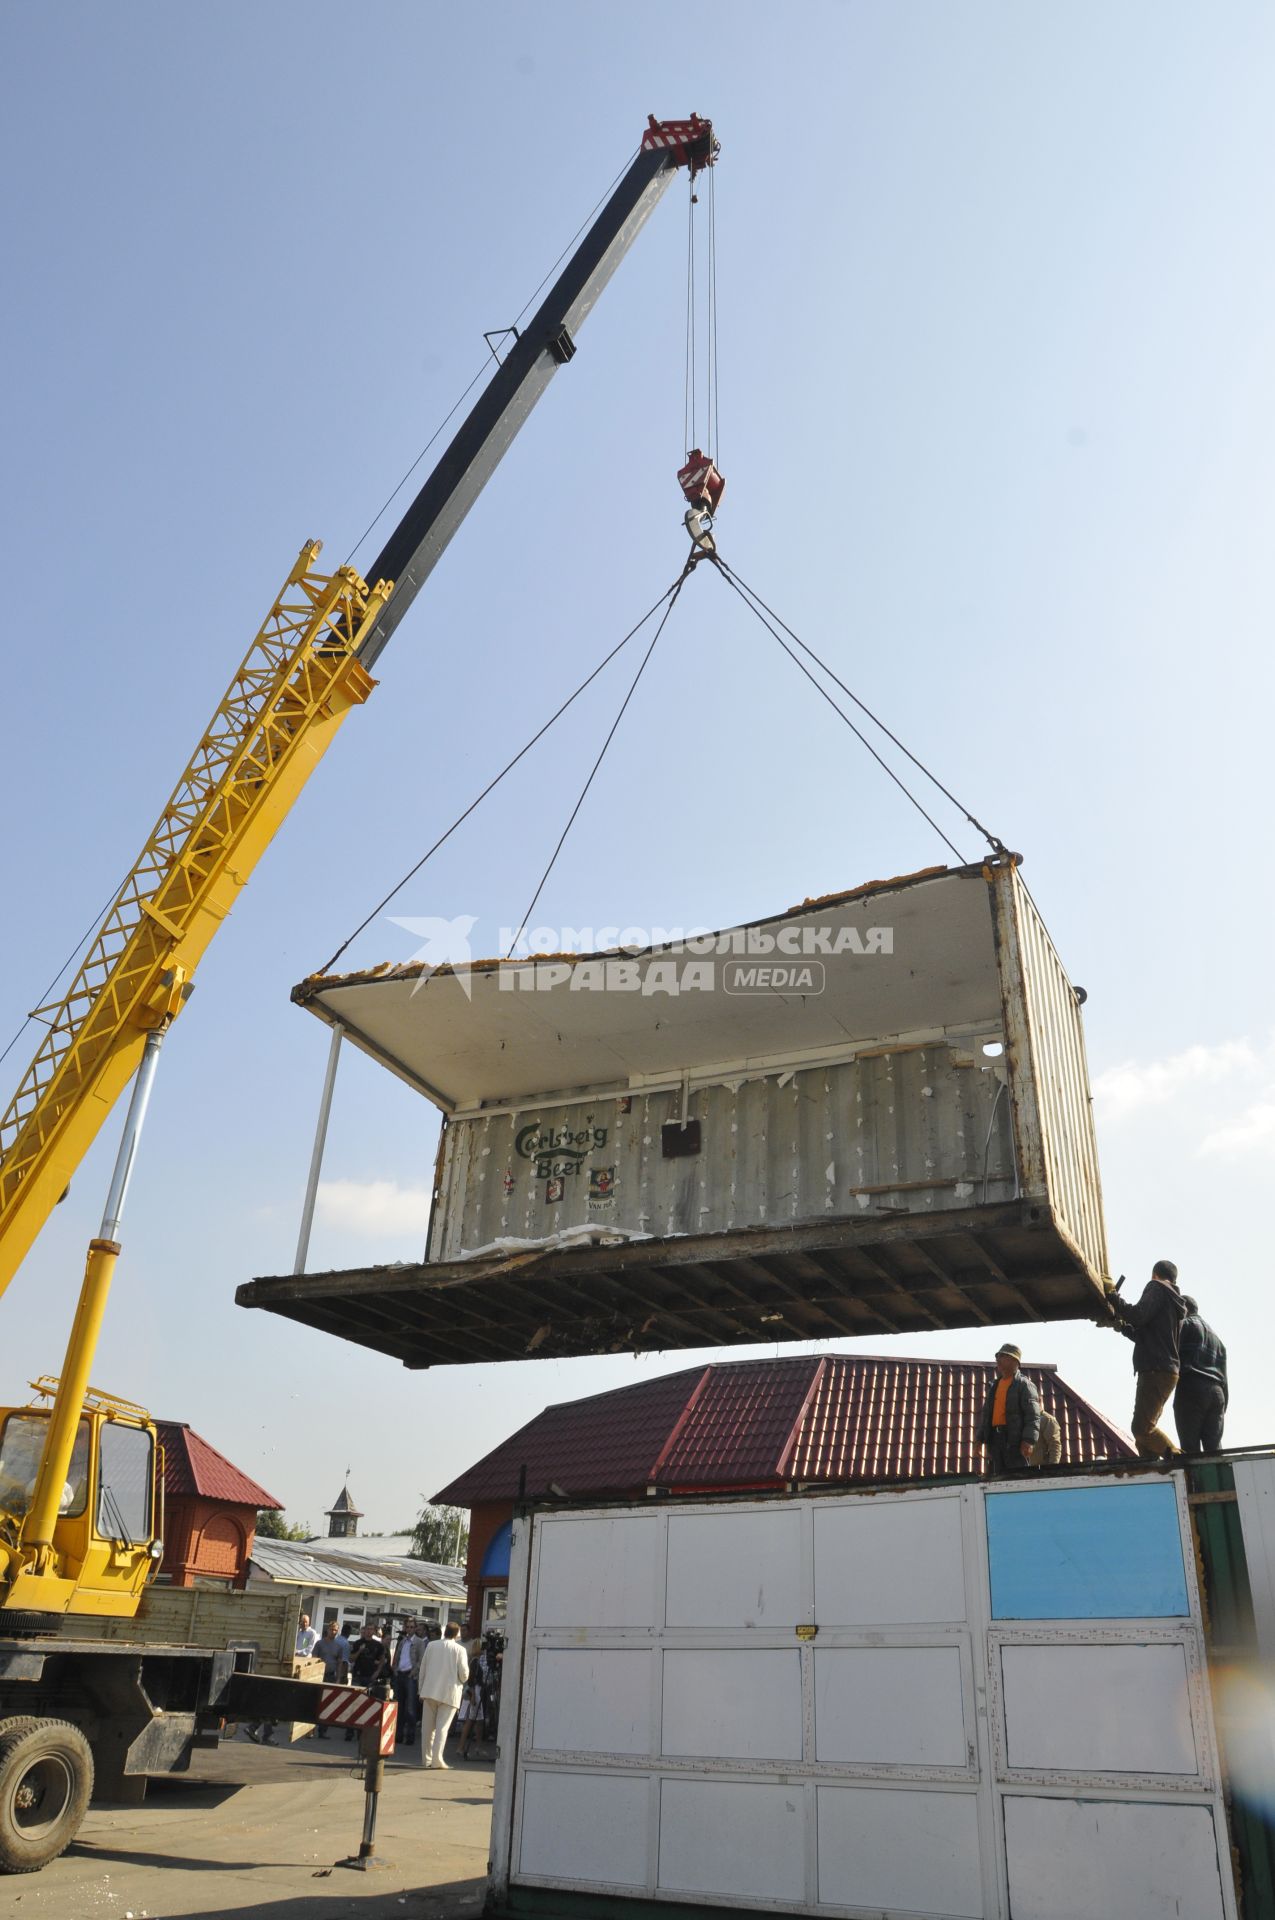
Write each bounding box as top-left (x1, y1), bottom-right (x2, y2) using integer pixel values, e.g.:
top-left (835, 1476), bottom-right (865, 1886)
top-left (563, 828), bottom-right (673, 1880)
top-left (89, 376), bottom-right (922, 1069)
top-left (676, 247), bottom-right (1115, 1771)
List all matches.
top-left (2, 2), bottom-right (1272, 1532)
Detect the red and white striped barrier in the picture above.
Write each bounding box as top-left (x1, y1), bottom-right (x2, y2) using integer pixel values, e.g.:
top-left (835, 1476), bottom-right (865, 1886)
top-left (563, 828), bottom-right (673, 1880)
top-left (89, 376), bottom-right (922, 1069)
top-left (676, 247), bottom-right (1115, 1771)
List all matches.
top-left (317, 1687), bottom-right (395, 1738)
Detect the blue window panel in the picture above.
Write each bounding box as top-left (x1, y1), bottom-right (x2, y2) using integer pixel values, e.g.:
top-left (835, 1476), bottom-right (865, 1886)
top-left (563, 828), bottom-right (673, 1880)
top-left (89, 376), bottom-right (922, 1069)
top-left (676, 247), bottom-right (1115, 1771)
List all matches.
top-left (480, 1519), bottom-right (513, 1579)
top-left (987, 1483), bottom-right (1189, 1619)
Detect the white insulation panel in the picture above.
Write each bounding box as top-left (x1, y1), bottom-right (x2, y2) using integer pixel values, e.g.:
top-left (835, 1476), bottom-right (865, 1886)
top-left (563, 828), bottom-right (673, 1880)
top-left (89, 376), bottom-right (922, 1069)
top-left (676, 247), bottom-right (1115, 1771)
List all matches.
top-left (1000, 1641), bottom-right (1198, 1775)
top-left (533, 1513), bottom-right (659, 1628)
top-left (665, 1507), bottom-right (805, 1628)
top-left (815, 1646), bottom-right (968, 1768)
top-left (662, 1649), bottom-right (803, 1761)
top-left (517, 1770), bottom-right (649, 1887)
top-left (531, 1649), bottom-right (652, 1756)
top-left (813, 1490), bottom-right (966, 1624)
top-left (1003, 1797), bottom-right (1227, 1920)
top-left (658, 1778), bottom-right (806, 1903)
top-left (817, 1784), bottom-right (985, 1916)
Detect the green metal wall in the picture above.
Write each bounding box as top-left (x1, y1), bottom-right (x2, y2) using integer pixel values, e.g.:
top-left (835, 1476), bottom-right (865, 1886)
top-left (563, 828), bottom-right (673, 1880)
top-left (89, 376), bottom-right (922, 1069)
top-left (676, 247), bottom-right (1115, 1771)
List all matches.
top-left (1191, 1460), bottom-right (1275, 1918)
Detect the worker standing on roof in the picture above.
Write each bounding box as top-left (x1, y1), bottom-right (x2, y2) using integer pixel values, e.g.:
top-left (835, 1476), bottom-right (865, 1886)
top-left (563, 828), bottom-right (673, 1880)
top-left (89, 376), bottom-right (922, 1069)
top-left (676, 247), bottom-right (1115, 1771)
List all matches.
top-left (976, 1343), bottom-right (1041, 1476)
top-left (1174, 1295), bottom-right (1228, 1455)
top-left (1111, 1259), bottom-right (1188, 1458)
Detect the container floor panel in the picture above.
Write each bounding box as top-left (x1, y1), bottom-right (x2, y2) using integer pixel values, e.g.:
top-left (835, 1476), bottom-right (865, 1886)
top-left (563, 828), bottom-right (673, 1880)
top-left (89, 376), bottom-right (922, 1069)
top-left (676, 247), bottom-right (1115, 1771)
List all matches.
top-left (236, 1202), bottom-right (1108, 1368)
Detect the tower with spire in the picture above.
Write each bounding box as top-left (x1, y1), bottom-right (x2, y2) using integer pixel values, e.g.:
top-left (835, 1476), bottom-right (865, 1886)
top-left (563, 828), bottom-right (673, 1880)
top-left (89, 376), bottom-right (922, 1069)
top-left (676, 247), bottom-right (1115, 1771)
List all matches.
top-left (325, 1474), bottom-right (363, 1540)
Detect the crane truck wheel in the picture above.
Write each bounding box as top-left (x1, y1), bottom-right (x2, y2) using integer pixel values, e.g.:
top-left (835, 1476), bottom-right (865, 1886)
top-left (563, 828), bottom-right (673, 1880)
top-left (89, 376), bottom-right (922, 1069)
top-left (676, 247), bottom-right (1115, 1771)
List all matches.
top-left (0, 1719), bottom-right (93, 1874)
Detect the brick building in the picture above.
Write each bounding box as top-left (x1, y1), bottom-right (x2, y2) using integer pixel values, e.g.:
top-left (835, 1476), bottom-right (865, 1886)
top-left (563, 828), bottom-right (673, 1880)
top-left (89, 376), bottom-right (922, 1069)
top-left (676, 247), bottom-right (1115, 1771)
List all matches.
top-left (155, 1421), bottom-right (281, 1589)
top-left (433, 1352), bottom-right (1135, 1629)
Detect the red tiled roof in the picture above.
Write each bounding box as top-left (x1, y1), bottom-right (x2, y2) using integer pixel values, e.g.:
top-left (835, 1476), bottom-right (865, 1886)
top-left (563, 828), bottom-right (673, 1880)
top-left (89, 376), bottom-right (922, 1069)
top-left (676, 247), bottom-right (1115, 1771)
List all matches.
top-left (656, 1359), bottom-right (824, 1488)
top-left (438, 1368), bottom-right (704, 1506)
top-left (155, 1422), bottom-right (282, 1511)
top-left (782, 1357), bottom-right (1129, 1481)
top-left (433, 1354), bottom-right (1134, 1507)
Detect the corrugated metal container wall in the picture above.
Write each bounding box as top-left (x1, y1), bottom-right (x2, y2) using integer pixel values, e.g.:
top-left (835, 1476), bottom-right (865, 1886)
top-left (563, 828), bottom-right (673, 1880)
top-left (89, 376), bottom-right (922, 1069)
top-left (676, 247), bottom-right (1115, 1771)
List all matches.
top-left (992, 866), bottom-right (1109, 1282)
top-left (430, 1043), bottom-right (1016, 1260)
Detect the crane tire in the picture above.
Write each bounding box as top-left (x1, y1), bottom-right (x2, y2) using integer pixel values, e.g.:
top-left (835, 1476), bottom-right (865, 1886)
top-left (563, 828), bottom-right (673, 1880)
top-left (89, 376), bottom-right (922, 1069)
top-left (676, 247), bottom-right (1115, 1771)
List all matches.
top-left (0, 1718), bottom-right (93, 1873)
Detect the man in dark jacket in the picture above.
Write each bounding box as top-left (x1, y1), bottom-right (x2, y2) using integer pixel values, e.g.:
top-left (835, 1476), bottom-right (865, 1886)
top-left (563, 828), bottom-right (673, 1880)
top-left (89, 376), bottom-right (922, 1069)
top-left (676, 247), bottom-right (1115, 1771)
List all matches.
top-left (1174, 1296), bottom-right (1228, 1455)
top-left (344, 1624), bottom-right (389, 1742)
top-left (976, 1343), bottom-right (1041, 1476)
top-left (1113, 1259), bottom-right (1187, 1457)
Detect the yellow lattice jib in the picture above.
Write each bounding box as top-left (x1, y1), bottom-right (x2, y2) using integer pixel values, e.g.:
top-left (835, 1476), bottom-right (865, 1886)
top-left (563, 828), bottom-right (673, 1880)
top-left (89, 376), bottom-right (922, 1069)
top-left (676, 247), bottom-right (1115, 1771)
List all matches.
top-left (0, 541), bottom-right (389, 1297)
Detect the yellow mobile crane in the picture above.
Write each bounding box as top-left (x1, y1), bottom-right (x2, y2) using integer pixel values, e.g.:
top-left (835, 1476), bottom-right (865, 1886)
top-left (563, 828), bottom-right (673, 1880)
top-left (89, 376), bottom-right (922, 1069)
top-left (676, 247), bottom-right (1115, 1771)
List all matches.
top-left (0, 554), bottom-right (385, 1618)
top-left (0, 119), bottom-right (718, 1629)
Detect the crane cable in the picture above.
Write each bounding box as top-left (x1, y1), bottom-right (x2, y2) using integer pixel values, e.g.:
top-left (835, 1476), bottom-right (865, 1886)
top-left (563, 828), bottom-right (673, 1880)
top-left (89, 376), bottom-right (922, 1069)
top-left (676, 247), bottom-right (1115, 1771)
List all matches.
top-left (504, 550), bottom-right (701, 958)
top-left (317, 565), bottom-right (695, 976)
top-left (675, 159), bottom-right (990, 858)
top-left (285, 534), bottom-right (1006, 980)
top-left (709, 554), bottom-right (1008, 863)
top-left (683, 174), bottom-right (696, 457)
top-left (684, 162), bottom-right (721, 464)
top-left (708, 160), bottom-right (721, 469)
top-left (0, 879), bottom-right (132, 1075)
top-left (346, 146), bottom-right (641, 576)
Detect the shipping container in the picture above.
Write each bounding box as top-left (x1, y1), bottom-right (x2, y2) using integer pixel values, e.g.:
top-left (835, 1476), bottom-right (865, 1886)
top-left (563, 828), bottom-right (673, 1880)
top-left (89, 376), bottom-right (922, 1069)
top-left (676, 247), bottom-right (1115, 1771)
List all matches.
top-left (238, 858), bottom-right (1113, 1365)
top-left (486, 1453), bottom-right (1275, 1920)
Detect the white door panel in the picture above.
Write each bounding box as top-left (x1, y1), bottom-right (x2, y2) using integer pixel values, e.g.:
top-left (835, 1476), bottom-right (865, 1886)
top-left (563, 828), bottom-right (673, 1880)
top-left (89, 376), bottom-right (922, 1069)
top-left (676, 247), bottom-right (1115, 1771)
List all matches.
top-left (817, 1784), bottom-right (984, 1917)
top-left (999, 1642), bottom-right (1198, 1777)
top-left (814, 1493), bottom-right (967, 1625)
top-left (518, 1770), bottom-right (649, 1886)
top-left (531, 1649), bottom-right (652, 1756)
top-left (658, 1777), bottom-right (806, 1903)
top-left (815, 1646), bottom-right (969, 1768)
top-left (533, 1514), bottom-right (660, 1628)
top-left (662, 1648), bottom-right (803, 1761)
top-left (1003, 1796), bottom-right (1227, 1920)
top-left (665, 1508), bottom-right (805, 1627)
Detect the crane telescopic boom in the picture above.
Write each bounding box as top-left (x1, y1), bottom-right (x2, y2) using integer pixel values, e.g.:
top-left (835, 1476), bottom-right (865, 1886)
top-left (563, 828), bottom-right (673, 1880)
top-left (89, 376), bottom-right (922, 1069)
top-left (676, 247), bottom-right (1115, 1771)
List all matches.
top-left (0, 115), bottom-right (718, 1304)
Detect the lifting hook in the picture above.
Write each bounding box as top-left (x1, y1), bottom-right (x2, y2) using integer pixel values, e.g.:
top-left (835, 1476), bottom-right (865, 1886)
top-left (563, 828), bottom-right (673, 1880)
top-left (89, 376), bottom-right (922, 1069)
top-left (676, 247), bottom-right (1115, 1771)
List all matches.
top-left (677, 448), bottom-right (725, 557)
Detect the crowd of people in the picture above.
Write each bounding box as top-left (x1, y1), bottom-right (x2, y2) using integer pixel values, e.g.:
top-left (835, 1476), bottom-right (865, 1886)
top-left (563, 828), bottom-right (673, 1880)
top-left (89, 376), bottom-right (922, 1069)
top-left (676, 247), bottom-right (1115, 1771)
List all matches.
top-left (976, 1259), bottom-right (1229, 1472)
top-left (254, 1614), bottom-right (505, 1765)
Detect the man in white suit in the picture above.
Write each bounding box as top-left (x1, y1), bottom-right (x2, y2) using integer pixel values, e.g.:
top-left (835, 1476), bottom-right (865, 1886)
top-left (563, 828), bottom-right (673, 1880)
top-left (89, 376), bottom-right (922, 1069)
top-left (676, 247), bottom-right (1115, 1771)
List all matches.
top-left (417, 1622), bottom-right (470, 1769)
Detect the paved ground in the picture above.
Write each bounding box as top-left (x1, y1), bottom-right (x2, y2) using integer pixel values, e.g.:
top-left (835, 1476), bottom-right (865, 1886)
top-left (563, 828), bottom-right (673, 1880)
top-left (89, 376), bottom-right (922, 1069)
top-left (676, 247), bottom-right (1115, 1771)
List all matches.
top-left (0, 1731), bottom-right (495, 1920)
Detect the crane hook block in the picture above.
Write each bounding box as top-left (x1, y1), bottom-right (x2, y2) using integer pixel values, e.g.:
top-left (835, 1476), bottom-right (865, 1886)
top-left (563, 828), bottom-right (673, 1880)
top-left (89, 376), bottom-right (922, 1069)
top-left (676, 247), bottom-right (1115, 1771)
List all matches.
top-left (678, 450), bottom-right (725, 517)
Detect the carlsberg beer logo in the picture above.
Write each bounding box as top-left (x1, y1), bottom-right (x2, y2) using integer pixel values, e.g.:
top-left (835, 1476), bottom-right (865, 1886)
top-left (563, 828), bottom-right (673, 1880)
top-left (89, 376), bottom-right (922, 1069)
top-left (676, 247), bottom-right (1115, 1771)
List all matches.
top-left (516, 1119), bottom-right (609, 1180)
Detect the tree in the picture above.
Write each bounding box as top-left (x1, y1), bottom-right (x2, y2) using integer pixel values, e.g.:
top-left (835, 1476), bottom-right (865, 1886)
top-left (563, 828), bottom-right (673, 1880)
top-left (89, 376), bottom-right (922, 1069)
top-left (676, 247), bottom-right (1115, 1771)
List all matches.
top-left (409, 1502), bottom-right (468, 1565)
top-left (255, 1509), bottom-right (312, 1541)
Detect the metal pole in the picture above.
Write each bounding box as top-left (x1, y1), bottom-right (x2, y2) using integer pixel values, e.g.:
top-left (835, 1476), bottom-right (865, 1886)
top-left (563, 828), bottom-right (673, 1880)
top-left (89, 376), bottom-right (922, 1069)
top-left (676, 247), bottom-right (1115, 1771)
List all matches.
top-left (337, 1685), bottom-right (393, 1872)
top-left (293, 1023), bottom-right (343, 1274)
top-left (335, 1750), bottom-right (384, 1872)
top-left (25, 1028), bottom-right (166, 1555)
top-left (100, 1029), bottom-right (166, 1240)
top-left (356, 1750), bottom-right (384, 1863)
